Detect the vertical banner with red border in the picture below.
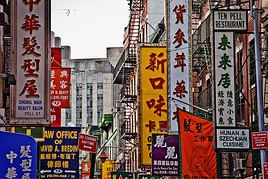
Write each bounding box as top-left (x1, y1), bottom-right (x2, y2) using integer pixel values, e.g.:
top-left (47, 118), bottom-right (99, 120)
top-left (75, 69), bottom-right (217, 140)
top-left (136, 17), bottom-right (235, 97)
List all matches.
top-left (11, 0), bottom-right (50, 124)
top-left (50, 68), bottom-right (71, 126)
top-left (179, 110), bottom-right (217, 178)
top-left (167, 0), bottom-right (190, 132)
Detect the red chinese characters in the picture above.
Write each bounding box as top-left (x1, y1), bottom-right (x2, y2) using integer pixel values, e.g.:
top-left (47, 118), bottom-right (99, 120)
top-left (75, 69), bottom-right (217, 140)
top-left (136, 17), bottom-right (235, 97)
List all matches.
top-left (23, 0), bottom-right (41, 12)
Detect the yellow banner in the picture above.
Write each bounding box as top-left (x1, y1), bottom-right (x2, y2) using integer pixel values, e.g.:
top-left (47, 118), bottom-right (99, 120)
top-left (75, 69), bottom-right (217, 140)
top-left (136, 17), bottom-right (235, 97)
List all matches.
top-left (102, 160), bottom-right (113, 179)
top-left (139, 46), bottom-right (167, 165)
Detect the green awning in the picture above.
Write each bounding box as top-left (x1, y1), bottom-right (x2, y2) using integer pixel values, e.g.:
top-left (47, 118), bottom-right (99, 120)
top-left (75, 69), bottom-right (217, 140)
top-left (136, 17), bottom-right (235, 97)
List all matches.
top-left (100, 114), bottom-right (113, 129)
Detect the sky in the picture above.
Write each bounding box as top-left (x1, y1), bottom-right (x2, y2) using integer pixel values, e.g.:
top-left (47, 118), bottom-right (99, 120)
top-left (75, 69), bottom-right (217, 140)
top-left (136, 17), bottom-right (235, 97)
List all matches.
top-left (51, 0), bottom-right (129, 59)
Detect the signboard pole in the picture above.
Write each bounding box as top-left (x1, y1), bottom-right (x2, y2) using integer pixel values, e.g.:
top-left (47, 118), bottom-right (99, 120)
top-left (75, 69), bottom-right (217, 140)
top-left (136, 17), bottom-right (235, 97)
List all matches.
top-left (90, 153), bottom-right (96, 179)
top-left (252, 5), bottom-right (267, 176)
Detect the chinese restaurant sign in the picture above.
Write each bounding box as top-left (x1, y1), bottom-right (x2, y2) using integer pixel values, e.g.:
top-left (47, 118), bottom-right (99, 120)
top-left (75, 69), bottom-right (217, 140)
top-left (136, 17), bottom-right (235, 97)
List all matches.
top-left (167, 0), bottom-right (190, 132)
top-left (213, 10), bottom-right (248, 31)
top-left (0, 131), bottom-right (37, 179)
top-left (152, 134), bottom-right (179, 176)
top-left (139, 46), bottom-right (167, 166)
top-left (216, 128), bottom-right (250, 149)
top-left (50, 68), bottom-right (71, 126)
top-left (39, 127), bottom-right (80, 179)
top-left (214, 32), bottom-right (236, 127)
top-left (179, 110), bottom-right (217, 178)
top-left (12, 0), bottom-right (50, 124)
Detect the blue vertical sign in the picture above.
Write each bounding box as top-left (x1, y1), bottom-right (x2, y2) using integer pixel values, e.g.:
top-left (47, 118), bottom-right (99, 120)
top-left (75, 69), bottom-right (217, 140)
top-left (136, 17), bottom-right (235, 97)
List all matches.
top-left (0, 131), bottom-right (37, 179)
top-left (39, 127), bottom-right (80, 179)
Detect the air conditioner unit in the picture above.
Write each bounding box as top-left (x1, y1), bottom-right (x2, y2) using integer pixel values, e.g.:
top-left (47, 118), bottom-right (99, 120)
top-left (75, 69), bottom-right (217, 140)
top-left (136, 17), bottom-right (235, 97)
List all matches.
top-left (234, 159), bottom-right (246, 170)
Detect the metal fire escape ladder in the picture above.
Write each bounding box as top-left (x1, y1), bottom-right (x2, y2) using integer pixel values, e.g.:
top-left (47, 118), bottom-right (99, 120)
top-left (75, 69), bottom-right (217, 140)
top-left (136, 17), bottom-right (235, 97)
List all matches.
top-left (123, 0), bottom-right (143, 172)
top-left (261, 32), bottom-right (268, 114)
top-left (192, 0), bottom-right (202, 31)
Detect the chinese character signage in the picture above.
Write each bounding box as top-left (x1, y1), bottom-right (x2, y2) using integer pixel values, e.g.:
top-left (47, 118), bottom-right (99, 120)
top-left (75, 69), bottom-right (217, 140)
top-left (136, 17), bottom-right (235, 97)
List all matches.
top-left (213, 10), bottom-right (248, 31)
top-left (102, 160), bottom-right (113, 179)
top-left (152, 134), bottom-right (179, 176)
top-left (50, 68), bottom-right (71, 126)
top-left (39, 127), bottom-right (80, 179)
top-left (11, 0), bottom-right (50, 124)
top-left (167, 0), bottom-right (190, 132)
top-left (179, 110), bottom-right (217, 178)
top-left (139, 46), bottom-right (167, 166)
top-left (0, 131), bottom-right (37, 179)
top-left (216, 128), bottom-right (250, 149)
top-left (214, 32), bottom-right (236, 127)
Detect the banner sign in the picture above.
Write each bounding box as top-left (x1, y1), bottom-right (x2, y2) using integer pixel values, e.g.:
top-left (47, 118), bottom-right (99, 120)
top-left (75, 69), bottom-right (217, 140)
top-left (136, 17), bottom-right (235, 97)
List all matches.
top-left (78, 133), bottom-right (97, 153)
top-left (252, 131), bottom-right (268, 149)
top-left (50, 106), bottom-right (61, 127)
top-left (0, 131), bottom-right (37, 179)
top-left (12, 0), bottom-right (50, 124)
top-left (50, 68), bottom-right (71, 108)
top-left (213, 10), bottom-right (248, 31)
top-left (81, 161), bottom-right (90, 179)
top-left (167, 0), bottom-right (190, 132)
top-left (214, 32), bottom-right (236, 127)
top-left (179, 110), bottom-right (217, 178)
top-left (139, 46), bottom-right (168, 165)
top-left (51, 48), bottom-right (62, 68)
top-left (216, 128), bottom-right (250, 149)
top-left (102, 160), bottom-right (113, 179)
top-left (39, 127), bottom-right (80, 179)
top-left (152, 134), bottom-right (179, 176)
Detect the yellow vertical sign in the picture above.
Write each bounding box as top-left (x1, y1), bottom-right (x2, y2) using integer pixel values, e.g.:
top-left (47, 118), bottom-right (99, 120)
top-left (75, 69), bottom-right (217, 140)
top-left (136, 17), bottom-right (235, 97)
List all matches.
top-left (139, 46), bottom-right (167, 165)
top-left (102, 160), bottom-right (113, 179)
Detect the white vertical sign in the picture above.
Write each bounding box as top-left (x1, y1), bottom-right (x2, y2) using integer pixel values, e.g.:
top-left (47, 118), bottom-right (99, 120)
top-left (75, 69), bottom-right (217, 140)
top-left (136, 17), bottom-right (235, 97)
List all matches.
top-left (167, 0), bottom-right (190, 132)
top-left (12, 0), bottom-right (50, 124)
top-left (214, 32), bottom-right (236, 127)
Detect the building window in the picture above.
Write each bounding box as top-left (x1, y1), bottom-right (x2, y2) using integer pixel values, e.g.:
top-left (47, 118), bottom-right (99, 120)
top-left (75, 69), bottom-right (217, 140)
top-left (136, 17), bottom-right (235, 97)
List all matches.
top-left (97, 82), bottom-right (103, 94)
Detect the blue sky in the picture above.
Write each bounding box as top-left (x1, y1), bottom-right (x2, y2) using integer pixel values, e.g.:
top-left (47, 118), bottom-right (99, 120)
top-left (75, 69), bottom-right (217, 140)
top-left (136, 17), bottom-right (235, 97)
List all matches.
top-left (51, 0), bottom-right (129, 58)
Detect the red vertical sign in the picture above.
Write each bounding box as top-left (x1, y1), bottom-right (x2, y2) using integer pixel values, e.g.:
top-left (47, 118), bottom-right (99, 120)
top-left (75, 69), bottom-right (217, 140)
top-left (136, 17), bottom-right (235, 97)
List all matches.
top-left (179, 110), bottom-right (217, 178)
top-left (50, 68), bottom-right (71, 126)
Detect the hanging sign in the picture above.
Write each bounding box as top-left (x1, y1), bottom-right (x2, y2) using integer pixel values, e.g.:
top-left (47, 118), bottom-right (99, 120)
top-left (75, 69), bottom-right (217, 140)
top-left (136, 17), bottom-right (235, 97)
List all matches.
top-left (213, 10), bottom-right (248, 31)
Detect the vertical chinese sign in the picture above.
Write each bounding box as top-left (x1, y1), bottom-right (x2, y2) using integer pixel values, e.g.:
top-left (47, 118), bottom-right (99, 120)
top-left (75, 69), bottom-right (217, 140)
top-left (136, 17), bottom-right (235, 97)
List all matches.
top-left (50, 68), bottom-right (71, 126)
top-left (179, 110), bottom-right (217, 178)
top-left (214, 32), bottom-right (235, 127)
top-left (11, 0), bottom-right (50, 124)
top-left (152, 134), bottom-right (179, 176)
top-left (0, 131), bottom-right (37, 179)
top-left (139, 46), bottom-right (167, 166)
top-left (167, 0), bottom-right (190, 132)
top-left (102, 160), bottom-right (113, 179)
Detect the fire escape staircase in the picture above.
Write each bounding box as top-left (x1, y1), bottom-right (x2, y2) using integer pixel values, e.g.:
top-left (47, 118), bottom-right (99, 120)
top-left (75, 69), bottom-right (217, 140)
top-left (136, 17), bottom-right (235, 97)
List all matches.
top-left (121, 0), bottom-right (142, 172)
top-left (261, 32), bottom-right (268, 115)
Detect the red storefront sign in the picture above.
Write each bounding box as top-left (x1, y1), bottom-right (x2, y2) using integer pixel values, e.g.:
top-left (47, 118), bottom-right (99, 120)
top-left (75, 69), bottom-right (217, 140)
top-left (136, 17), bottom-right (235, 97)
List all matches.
top-left (78, 134), bottom-right (97, 153)
top-left (252, 132), bottom-right (268, 149)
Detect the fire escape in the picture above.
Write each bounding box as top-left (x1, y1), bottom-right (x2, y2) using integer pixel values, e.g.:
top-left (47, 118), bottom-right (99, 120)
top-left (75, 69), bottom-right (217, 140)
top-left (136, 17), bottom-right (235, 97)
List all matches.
top-left (113, 0), bottom-right (142, 172)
